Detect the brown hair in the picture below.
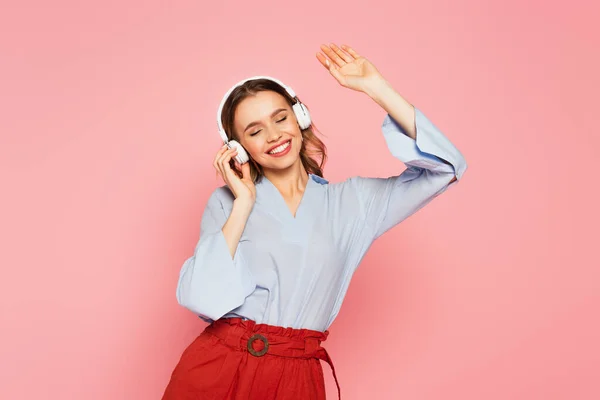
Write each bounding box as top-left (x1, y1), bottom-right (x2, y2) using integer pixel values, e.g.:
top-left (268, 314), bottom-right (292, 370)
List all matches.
top-left (219, 78), bottom-right (328, 184)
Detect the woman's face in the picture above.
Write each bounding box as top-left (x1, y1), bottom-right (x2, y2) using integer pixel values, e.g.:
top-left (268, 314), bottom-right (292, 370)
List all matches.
top-left (233, 90), bottom-right (303, 171)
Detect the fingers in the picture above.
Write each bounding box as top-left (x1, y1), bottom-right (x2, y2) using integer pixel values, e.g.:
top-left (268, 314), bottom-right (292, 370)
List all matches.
top-left (214, 145), bottom-right (238, 182)
top-left (214, 145), bottom-right (236, 168)
top-left (218, 148), bottom-right (237, 173)
top-left (316, 43), bottom-right (358, 75)
top-left (315, 52), bottom-right (332, 70)
top-left (319, 44), bottom-right (346, 67)
top-left (213, 144), bottom-right (228, 169)
top-left (315, 52), bottom-right (345, 85)
top-left (241, 161), bottom-right (251, 179)
top-left (340, 44), bottom-right (360, 59)
top-left (330, 43), bottom-right (353, 63)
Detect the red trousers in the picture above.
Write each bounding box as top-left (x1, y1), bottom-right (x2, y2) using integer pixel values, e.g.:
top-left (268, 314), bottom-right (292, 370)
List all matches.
top-left (162, 317), bottom-right (341, 399)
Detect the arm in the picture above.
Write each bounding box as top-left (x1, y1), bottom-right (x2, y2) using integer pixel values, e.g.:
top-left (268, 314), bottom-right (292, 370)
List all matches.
top-left (365, 78), bottom-right (418, 140)
top-left (176, 189), bottom-right (256, 321)
top-left (367, 81), bottom-right (456, 184)
top-left (365, 78), bottom-right (466, 180)
top-left (347, 80), bottom-right (468, 241)
top-left (222, 199), bottom-right (254, 258)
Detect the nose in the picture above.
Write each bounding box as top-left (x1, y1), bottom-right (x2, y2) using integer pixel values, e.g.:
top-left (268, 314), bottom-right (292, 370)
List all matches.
top-left (267, 125), bottom-right (283, 142)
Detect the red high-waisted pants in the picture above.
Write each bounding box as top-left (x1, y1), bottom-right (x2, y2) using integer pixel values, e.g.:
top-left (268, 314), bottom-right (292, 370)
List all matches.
top-left (162, 317), bottom-right (341, 399)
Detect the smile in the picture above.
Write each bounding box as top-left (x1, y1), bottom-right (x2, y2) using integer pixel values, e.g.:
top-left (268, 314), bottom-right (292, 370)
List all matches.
top-left (267, 140), bottom-right (291, 156)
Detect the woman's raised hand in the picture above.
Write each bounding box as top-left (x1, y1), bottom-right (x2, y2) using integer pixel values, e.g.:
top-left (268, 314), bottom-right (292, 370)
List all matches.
top-left (213, 145), bottom-right (256, 205)
top-left (316, 43), bottom-right (387, 94)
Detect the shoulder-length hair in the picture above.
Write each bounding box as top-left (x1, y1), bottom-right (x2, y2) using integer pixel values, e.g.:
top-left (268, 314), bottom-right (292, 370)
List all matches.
top-left (220, 78), bottom-right (328, 184)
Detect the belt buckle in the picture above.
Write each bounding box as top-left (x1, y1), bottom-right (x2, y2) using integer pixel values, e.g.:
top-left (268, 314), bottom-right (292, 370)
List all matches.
top-left (247, 333), bottom-right (269, 357)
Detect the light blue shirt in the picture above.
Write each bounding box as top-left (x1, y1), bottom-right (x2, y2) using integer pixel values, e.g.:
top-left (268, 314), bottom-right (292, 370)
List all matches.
top-left (176, 107), bottom-right (467, 332)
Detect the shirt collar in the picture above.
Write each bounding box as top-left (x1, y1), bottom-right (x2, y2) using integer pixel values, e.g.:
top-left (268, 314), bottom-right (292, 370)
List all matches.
top-left (309, 173), bottom-right (328, 185)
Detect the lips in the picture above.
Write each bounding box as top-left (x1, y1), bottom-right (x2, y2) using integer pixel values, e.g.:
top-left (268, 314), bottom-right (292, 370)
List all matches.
top-left (266, 139), bottom-right (291, 154)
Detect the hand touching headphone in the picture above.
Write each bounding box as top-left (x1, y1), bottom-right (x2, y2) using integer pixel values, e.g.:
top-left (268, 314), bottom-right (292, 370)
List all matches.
top-left (216, 75), bottom-right (312, 164)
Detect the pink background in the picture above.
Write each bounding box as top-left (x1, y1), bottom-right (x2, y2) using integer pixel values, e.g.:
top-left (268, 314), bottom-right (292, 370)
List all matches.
top-left (2, 1), bottom-right (599, 399)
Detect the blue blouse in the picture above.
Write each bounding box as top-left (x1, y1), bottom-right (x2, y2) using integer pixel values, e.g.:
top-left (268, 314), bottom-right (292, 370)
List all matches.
top-left (176, 107), bottom-right (468, 332)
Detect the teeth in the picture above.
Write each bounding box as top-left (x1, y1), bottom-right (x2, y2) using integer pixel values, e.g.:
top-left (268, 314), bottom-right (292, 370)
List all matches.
top-left (269, 140), bottom-right (290, 154)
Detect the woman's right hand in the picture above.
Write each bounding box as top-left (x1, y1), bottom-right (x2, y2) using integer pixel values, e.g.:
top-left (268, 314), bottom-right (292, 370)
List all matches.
top-left (213, 144), bottom-right (256, 205)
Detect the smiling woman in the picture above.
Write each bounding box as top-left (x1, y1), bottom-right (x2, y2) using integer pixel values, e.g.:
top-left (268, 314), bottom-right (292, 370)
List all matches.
top-left (163, 43), bottom-right (467, 400)
top-left (219, 78), bottom-right (328, 183)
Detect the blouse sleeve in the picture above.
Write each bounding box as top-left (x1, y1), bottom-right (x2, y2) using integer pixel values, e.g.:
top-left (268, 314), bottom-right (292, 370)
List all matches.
top-left (347, 106), bottom-right (468, 241)
top-left (176, 188), bottom-right (256, 322)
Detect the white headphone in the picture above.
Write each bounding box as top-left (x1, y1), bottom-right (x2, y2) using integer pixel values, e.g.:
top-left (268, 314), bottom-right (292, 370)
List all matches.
top-left (216, 75), bottom-right (312, 164)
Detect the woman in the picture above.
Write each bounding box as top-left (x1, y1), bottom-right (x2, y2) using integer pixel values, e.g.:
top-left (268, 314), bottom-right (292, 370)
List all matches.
top-left (162, 43), bottom-right (467, 399)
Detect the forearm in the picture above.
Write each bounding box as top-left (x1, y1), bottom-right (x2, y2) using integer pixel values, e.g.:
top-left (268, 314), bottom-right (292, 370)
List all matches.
top-left (221, 200), bottom-right (253, 259)
top-left (364, 79), bottom-right (417, 140)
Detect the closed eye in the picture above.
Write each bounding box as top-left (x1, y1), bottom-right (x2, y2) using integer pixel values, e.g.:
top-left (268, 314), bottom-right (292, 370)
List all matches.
top-left (250, 117), bottom-right (287, 136)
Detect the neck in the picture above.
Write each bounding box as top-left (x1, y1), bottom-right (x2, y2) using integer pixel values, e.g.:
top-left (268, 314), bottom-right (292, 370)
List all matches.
top-left (263, 162), bottom-right (309, 198)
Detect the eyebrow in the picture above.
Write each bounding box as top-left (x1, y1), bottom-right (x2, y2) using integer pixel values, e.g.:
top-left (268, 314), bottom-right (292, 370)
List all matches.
top-left (244, 108), bottom-right (288, 133)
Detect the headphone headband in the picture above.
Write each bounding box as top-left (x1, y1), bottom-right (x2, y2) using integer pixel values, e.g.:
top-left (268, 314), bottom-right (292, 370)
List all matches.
top-left (216, 75), bottom-right (299, 143)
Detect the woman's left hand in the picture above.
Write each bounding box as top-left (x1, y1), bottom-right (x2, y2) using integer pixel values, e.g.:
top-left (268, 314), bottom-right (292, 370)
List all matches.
top-left (316, 43), bottom-right (386, 94)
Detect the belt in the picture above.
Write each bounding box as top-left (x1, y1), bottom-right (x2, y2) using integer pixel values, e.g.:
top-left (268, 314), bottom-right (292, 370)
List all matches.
top-left (205, 318), bottom-right (341, 399)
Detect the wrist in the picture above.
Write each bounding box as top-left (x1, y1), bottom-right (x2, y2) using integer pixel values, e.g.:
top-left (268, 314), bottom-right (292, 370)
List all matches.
top-left (363, 78), bottom-right (392, 101)
top-left (233, 198), bottom-right (254, 214)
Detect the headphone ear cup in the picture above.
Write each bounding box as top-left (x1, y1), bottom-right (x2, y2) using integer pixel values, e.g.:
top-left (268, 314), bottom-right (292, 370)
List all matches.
top-left (227, 140), bottom-right (249, 164)
top-left (293, 102), bottom-right (312, 130)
